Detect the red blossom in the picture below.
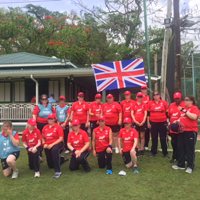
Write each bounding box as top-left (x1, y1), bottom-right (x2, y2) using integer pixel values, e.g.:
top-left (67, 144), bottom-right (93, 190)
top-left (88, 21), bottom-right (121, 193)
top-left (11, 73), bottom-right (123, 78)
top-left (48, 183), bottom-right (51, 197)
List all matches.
top-left (61, 17), bottom-right (67, 20)
top-left (56, 42), bottom-right (63, 45)
top-left (73, 15), bottom-right (77, 18)
top-left (66, 24), bottom-right (69, 27)
top-left (19, 16), bottom-right (22, 19)
top-left (10, 38), bottom-right (15, 42)
top-left (45, 16), bottom-right (52, 19)
top-left (65, 44), bottom-right (68, 47)
top-left (93, 52), bottom-right (99, 55)
top-left (70, 41), bottom-right (73, 44)
top-left (47, 42), bottom-right (56, 46)
top-left (38, 28), bottom-right (44, 31)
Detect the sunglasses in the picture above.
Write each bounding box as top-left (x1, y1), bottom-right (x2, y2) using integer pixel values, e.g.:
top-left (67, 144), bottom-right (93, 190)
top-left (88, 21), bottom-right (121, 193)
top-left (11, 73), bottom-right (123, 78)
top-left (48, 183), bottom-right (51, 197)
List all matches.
top-left (96, 98), bottom-right (102, 99)
top-left (48, 118), bottom-right (54, 120)
top-left (42, 98), bottom-right (47, 100)
top-left (141, 88), bottom-right (147, 90)
top-left (184, 99), bottom-right (191, 101)
top-left (99, 120), bottom-right (105, 122)
top-left (79, 96), bottom-right (84, 98)
top-left (153, 94), bottom-right (160, 96)
top-left (138, 96), bottom-right (143, 98)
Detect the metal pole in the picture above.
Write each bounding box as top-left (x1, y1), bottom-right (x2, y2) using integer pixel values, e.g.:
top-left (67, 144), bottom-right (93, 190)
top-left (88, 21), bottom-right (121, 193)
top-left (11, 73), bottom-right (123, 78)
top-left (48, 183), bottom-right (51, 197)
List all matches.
top-left (30, 74), bottom-right (39, 105)
top-left (183, 69), bottom-right (186, 97)
top-left (102, 91), bottom-right (106, 103)
top-left (154, 54), bottom-right (158, 90)
top-left (192, 53), bottom-right (196, 98)
top-left (143, 0), bottom-right (152, 99)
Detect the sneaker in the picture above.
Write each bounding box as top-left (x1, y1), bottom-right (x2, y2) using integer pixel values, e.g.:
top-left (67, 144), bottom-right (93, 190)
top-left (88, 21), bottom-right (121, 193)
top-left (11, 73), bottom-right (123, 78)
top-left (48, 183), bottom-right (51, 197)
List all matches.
top-left (169, 159), bottom-right (177, 163)
top-left (12, 170), bottom-right (19, 179)
top-left (165, 154), bottom-right (170, 159)
top-left (140, 150), bottom-right (145, 157)
top-left (39, 156), bottom-right (44, 163)
top-left (86, 167), bottom-right (91, 173)
top-left (149, 153), bottom-right (156, 157)
top-left (115, 147), bottom-right (119, 154)
top-left (53, 172), bottom-right (62, 178)
top-left (35, 172), bottom-right (40, 178)
top-left (107, 170), bottom-right (112, 175)
top-left (144, 147), bottom-right (149, 151)
top-left (172, 165), bottom-right (185, 170)
top-left (65, 150), bottom-right (70, 154)
top-left (185, 167), bottom-right (193, 174)
top-left (134, 166), bottom-right (139, 174)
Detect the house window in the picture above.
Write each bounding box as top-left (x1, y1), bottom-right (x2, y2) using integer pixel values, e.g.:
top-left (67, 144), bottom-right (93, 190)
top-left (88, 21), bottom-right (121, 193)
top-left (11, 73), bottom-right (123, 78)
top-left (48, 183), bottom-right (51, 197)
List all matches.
top-left (15, 81), bottom-right (25, 102)
top-left (0, 82), bottom-right (11, 102)
top-left (49, 80), bottom-right (59, 101)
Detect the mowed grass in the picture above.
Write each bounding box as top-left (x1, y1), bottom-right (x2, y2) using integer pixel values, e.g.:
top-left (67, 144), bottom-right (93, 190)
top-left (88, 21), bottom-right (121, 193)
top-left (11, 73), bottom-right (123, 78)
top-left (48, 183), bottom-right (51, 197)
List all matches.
top-left (0, 145), bottom-right (200, 200)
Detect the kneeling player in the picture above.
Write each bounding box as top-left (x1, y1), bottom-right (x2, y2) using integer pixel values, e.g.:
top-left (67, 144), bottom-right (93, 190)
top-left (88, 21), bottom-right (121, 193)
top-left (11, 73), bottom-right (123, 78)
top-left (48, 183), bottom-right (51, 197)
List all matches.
top-left (92, 116), bottom-right (113, 174)
top-left (118, 117), bottom-right (139, 173)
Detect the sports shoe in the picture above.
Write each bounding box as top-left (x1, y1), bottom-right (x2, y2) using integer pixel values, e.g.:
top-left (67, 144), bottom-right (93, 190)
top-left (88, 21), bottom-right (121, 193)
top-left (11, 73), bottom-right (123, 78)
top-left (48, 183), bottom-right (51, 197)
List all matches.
top-left (165, 154), bottom-right (170, 159)
top-left (65, 150), bottom-right (70, 154)
top-left (140, 150), bottom-right (145, 157)
top-left (172, 165), bottom-right (185, 170)
top-left (144, 147), bottom-right (149, 151)
top-left (169, 159), bottom-right (177, 163)
top-left (12, 170), bottom-right (19, 179)
top-left (134, 166), bottom-right (139, 174)
top-left (53, 172), bottom-right (62, 178)
top-left (39, 156), bottom-right (44, 163)
top-left (115, 147), bottom-right (119, 154)
top-left (149, 153), bottom-right (157, 157)
top-left (185, 167), bottom-right (193, 174)
top-left (35, 172), bottom-right (40, 178)
top-left (107, 170), bottom-right (112, 175)
top-left (86, 167), bottom-right (91, 173)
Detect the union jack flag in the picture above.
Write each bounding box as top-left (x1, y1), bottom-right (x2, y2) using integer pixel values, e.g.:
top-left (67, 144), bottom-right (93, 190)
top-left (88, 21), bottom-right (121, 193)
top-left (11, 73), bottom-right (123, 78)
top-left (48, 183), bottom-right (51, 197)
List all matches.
top-left (91, 58), bottom-right (147, 92)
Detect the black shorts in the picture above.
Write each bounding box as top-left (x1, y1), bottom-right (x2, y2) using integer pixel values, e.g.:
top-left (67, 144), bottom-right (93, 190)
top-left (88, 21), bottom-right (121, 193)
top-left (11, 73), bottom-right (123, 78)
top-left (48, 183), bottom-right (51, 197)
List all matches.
top-left (122, 148), bottom-right (139, 165)
top-left (133, 122), bottom-right (147, 133)
top-left (106, 125), bottom-right (120, 133)
top-left (1, 151), bottom-right (20, 170)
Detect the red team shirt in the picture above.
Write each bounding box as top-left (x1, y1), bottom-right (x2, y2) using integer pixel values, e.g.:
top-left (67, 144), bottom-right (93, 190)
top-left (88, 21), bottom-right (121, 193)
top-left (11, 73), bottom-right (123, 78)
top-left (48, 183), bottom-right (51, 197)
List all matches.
top-left (179, 105), bottom-right (199, 132)
top-left (89, 101), bottom-right (104, 121)
top-left (68, 129), bottom-right (90, 152)
top-left (103, 102), bottom-right (122, 126)
top-left (169, 101), bottom-right (185, 134)
top-left (136, 95), bottom-right (150, 104)
top-left (132, 102), bottom-right (147, 123)
top-left (22, 128), bottom-right (42, 147)
top-left (148, 100), bottom-right (169, 122)
top-left (121, 100), bottom-right (135, 120)
top-left (93, 126), bottom-right (111, 152)
top-left (42, 123), bottom-right (64, 145)
top-left (118, 128), bottom-right (139, 152)
top-left (71, 101), bottom-right (89, 124)
top-left (33, 105), bottom-right (56, 123)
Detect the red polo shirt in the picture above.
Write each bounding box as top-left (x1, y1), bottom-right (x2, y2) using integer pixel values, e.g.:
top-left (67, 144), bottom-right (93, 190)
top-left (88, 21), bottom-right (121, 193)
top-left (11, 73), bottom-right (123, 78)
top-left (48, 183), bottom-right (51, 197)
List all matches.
top-left (118, 128), bottom-right (139, 152)
top-left (136, 95), bottom-right (150, 104)
top-left (169, 101), bottom-right (185, 134)
top-left (33, 105), bottom-right (56, 124)
top-left (22, 128), bottom-right (42, 147)
top-left (179, 105), bottom-right (199, 132)
top-left (148, 100), bottom-right (169, 122)
top-left (68, 129), bottom-right (90, 151)
top-left (57, 104), bottom-right (71, 125)
top-left (2, 132), bottom-right (19, 140)
top-left (132, 102), bottom-right (147, 123)
top-left (121, 99), bottom-right (135, 120)
top-left (93, 126), bottom-right (111, 152)
top-left (89, 101), bottom-right (104, 121)
top-left (103, 101), bottom-right (122, 126)
top-left (71, 101), bottom-right (89, 124)
top-left (42, 123), bottom-right (64, 145)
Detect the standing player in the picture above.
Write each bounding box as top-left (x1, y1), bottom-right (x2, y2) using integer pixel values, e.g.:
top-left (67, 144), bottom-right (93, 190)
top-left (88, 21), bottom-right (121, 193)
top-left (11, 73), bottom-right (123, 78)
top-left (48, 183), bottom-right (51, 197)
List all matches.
top-left (118, 118), bottom-right (139, 173)
top-left (22, 118), bottom-right (42, 178)
top-left (92, 116), bottom-right (113, 174)
top-left (147, 91), bottom-right (170, 158)
top-left (121, 91), bottom-right (135, 126)
top-left (103, 94), bottom-right (122, 154)
top-left (56, 96), bottom-right (70, 154)
top-left (67, 119), bottom-right (91, 172)
top-left (168, 92), bottom-right (185, 163)
top-left (70, 92), bottom-right (89, 132)
top-left (89, 94), bottom-right (104, 144)
top-left (131, 92), bottom-right (147, 156)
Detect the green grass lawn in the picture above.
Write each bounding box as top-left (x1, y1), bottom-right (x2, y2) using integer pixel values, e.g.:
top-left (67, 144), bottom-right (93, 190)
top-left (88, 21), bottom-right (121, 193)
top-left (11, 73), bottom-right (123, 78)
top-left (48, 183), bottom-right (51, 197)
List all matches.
top-left (0, 146), bottom-right (200, 200)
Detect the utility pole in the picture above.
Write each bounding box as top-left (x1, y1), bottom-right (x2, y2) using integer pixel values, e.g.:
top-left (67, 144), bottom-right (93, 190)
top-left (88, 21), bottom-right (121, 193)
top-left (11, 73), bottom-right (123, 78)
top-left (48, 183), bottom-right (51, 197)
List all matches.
top-left (143, 0), bottom-right (152, 99)
top-left (174, 0), bottom-right (181, 92)
top-left (154, 54), bottom-right (158, 90)
top-left (160, 0), bottom-right (172, 99)
top-left (192, 52), bottom-right (196, 98)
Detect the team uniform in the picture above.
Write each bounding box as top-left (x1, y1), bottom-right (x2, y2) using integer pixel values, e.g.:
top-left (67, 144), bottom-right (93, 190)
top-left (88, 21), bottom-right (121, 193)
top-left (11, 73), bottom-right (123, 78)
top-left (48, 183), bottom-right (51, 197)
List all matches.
top-left (22, 128), bottom-right (42, 172)
top-left (118, 128), bottom-right (139, 164)
top-left (68, 129), bottom-right (90, 171)
top-left (177, 105), bottom-right (199, 170)
top-left (148, 100), bottom-right (169, 156)
top-left (56, 104), bottom-right (70, 150)
top-left (121, 99), bottom-right (135, 122)
top-left (93, 126), bottom-right (112, 170)
top-left (103, 101), bottom-right (122, 132)
top-left (0, 131), bottom-right (20, 170)
top-left (168, 101), bottom-right (185, 160)
top-left (42, 123), bottom-right (65, 173)
top-left (71, 101), bottom-right (89, 132)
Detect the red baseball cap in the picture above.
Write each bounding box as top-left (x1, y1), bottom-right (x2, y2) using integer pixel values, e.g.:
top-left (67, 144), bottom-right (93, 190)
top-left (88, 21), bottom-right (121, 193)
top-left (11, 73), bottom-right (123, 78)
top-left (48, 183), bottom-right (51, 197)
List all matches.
top-left (72, 119), bottom-right (80, 126)
top-left (137, 92), bottom-right (143, 97)
top-left (141, 85), bottom-right (148, 89)
top-left (95, 94), bottom-right (102, 98)
top-left (107, 94), bottom-right (113, 98)
top-left (98, 116), bottom-right (105, 121)
top-left (59, 96), bottom-right (66, 101)
top-left (123, 117), bottom-right (132, 124)
top-left (48, 113), bottom-right (56, 119)
top-left (78, 92), bottom-right (84, 96)
top-left (27, 118), bottom-right (37, 126)
top-left (174, 92), bottom-right (182, 99)
top-left (124, 91), bottom-right (131, 95)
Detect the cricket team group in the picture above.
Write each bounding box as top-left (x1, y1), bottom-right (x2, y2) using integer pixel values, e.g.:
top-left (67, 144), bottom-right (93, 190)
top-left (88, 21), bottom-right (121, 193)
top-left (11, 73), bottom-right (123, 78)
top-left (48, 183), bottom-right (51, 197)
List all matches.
top-left (0, 85), bottom-right (199, 179)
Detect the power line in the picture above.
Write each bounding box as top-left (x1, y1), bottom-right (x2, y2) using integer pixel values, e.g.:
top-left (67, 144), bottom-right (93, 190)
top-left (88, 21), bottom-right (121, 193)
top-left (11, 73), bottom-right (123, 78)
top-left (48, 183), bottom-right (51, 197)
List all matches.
top-left (0, 0), bottom-right (60, 4)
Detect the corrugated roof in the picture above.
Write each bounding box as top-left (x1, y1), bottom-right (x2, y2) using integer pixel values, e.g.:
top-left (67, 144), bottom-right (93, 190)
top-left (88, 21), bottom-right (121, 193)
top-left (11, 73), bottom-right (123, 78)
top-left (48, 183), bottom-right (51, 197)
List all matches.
top-left (0, 52), bottom-right (69, 65)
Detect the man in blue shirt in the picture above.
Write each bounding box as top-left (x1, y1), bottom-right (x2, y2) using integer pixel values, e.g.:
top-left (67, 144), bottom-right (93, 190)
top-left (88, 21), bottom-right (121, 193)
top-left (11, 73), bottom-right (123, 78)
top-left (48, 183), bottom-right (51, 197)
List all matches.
top-left (48, 94), bottom-right (56, 103)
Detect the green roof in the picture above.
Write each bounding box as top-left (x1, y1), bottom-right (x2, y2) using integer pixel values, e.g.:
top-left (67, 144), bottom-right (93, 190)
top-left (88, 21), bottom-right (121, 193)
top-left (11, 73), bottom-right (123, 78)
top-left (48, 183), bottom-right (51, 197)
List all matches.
top-left (0, 52), bottom-right (69, 65)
